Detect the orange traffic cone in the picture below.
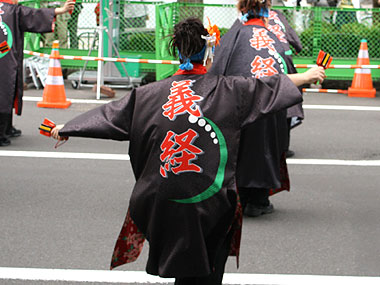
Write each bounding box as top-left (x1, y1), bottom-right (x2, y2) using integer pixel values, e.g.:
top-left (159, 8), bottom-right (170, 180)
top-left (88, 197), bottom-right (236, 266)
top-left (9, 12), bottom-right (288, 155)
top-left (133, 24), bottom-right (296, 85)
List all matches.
top-left (348, 39), bottom-right (376, 98)
top-left (37, 41), bottom-right (71, 108)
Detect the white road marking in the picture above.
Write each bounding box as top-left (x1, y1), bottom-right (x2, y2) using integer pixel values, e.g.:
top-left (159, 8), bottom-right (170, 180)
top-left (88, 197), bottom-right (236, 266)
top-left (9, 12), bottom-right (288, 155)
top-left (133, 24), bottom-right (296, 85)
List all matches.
top-left (287, 159), bottom-right (380, 166)
top-left (24, 96), bottom-right (112, 104)
top-left (0, 151), bottom-right (380, 166)
top-left (0, 267), bottom-right (379, 284)
top-left (0, 268), bottom-right (171, 284)
top-left (0, 150), bottom-right (130, 160)
top-left (23, 96), bottom-right (380, 111)
top-left (303, 105), bottom-right (380, 111)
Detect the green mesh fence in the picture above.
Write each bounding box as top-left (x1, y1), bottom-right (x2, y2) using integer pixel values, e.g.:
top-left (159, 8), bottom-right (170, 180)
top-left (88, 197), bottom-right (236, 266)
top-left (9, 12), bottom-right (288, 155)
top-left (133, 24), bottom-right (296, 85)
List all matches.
top-left (269, 6), bottom-right (380, 80)
top-left (276, 6), bottom-right (380, 59)
top-left (155, 3), bottom-right (380, 80)
top-left (21, 1), bottom-right (380, 81)
top-left (22, 0), bottom-right (161, 72)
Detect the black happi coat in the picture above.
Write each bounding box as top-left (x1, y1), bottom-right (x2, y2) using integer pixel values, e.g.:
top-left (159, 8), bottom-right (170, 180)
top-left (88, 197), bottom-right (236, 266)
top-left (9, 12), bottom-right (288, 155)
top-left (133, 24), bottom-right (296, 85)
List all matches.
top-left (268, 10), bottom-right (302, 57)
top-left (0, 1), bottom-right (55, 115)
top-left (59, 69), bottom-right (301, 278)
top-left (268, 10), bottom-right (304, 121)
top-left (210, 19), bottom-right (291, 189)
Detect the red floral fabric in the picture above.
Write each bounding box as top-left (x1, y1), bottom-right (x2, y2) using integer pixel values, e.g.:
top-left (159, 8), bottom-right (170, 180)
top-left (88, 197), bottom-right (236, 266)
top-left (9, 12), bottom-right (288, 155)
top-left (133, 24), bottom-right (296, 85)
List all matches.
top-left (110, 209), bottom-right (145, 269)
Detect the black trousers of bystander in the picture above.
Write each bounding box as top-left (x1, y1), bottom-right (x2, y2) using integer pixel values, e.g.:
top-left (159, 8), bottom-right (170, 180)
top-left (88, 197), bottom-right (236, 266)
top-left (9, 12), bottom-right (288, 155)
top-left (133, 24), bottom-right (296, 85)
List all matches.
top-left (239, 187), bottom-right (270, 210)
top-left (0, 113), bottom-right (11, 146)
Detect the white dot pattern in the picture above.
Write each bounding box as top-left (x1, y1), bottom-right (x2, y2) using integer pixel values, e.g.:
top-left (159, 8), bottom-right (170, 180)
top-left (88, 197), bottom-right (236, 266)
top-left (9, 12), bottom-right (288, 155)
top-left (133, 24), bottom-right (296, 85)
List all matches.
top-left (1, 23), bottom-right (7, 37)
top-left (198, 119), bottom-right (206, 127)
top-left (187, 115), bottom-right (219, 145)
top-left (188, 115), bottom-right (198, 124)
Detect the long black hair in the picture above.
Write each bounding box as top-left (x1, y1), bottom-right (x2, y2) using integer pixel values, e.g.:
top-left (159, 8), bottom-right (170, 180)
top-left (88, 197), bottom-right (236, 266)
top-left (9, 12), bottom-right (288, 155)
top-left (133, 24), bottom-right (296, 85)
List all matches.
top-left (169, 17), bottom-right (208, 63)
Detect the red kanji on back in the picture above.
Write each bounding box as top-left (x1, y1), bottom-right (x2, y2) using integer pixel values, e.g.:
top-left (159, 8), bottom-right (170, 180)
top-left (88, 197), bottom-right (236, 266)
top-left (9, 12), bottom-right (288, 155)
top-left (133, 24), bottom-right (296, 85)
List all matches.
top-left (0, 4), bottom-right (4, 19)
top-left (250, 55), bottom-right (279, 78)
top-left (160, 129), bottom-right (203, 178)
top-left (267, 24), bottom-right (287, 43)
top-left (249, 27), bottom-right (276, 53)
top-left (162, 80), bottom-right (203, 121)
top-left (269, 10), bottom-right (280, 22)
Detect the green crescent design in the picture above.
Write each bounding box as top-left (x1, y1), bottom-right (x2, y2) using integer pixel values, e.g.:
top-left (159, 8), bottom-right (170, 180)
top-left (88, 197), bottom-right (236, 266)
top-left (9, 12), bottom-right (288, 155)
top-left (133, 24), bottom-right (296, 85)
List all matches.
top-left (171, 117), bottom-right (228, 204)
top-left (0, 23), bottom-right (13, 59)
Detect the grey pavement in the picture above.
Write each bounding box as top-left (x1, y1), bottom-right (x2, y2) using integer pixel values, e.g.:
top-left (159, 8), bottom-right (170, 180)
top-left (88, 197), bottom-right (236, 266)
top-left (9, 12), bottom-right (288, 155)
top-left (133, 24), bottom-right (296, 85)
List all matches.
top-left (0, 81), bottom-right (380, 284)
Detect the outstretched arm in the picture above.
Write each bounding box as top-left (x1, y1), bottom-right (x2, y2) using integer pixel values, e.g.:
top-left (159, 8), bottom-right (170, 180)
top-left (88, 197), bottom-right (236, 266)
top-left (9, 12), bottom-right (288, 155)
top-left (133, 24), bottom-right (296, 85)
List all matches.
top-left (50, 90), bottom-right (135, 142)
top-left (237, 74), bottom-right (303, 128)
top-left (55, 0), bottom-right (75, 15)
top-left (51, 125), bottom-right (65, 141)
top-left (287, 66), bottom-right (326, 86)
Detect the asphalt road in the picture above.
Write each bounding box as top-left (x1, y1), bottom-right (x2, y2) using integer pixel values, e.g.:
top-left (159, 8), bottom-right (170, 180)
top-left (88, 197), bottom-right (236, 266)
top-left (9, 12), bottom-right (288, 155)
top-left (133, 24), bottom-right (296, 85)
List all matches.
top-left (0, 83), bottom-right (380, 284)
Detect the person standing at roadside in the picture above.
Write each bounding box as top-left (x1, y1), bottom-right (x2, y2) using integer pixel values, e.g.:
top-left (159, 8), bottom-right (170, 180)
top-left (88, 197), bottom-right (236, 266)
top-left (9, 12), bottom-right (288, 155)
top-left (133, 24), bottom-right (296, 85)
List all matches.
top-left (0, 0), bottom-right (74, 146)
top-left (121, 0), bottom-right (148, 30)
top-left (42, 0), bottom-right (71, 48)
top-left (67, 0), bottom-right (82, 49)
top-left (335, 0), bottom-right (360, 28)
top-left (373, 0), bottom-right (380, 24)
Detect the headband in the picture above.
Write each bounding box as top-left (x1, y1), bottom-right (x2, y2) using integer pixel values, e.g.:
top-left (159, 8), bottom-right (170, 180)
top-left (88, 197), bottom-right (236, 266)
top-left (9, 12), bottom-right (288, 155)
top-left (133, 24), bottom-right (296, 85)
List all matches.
top-left (241, 7), bottom-right (270, 23)
top-left (178, 45), bottom-right (206, 71)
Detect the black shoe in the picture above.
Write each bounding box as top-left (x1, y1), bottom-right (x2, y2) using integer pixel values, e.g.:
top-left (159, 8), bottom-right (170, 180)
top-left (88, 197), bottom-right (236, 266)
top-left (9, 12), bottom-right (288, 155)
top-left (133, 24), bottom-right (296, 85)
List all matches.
top-left (62, 68), bottom-right (69, 79)
top-left (6, 126), bottom-right (22, 137)
top-left (0, 137), bottom-right (11, 146)
top-left (286, 150), bottom-right (295, 158)
top-left (244, 203), bottom-right (274, 217)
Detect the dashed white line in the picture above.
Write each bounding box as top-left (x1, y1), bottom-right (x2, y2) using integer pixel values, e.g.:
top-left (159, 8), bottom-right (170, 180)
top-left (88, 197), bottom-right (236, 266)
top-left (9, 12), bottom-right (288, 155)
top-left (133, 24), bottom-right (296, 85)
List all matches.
top-left (0, 267), bottom-right (380, 285)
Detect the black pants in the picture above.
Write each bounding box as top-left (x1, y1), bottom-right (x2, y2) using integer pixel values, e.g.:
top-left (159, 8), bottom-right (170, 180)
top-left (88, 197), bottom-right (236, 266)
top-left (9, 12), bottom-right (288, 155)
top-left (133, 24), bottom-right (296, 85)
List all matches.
top-left (67, 3), bottom-right (83, 49)
top-left (239, 187), bottom-right (270, 211)
top-left (0, 113), bottom-right (11, 139)
top-left (336, 11), bottom-right (357, 29)
top-left (174, 232), bottom-right (232, 285)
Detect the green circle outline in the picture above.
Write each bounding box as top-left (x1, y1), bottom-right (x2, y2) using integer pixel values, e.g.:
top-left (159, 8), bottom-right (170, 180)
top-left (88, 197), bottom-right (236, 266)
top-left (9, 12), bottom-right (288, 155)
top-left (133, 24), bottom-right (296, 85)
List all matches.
top-left (0, 22), bottom-right (13, 58)
top-left (171, 117), bottom-right (228, 204)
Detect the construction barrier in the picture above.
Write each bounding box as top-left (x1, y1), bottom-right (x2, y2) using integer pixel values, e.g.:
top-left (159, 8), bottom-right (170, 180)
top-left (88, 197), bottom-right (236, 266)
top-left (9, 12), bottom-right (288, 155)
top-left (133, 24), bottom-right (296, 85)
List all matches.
top-left (24, 50), bottom-right (181, 65)
top-left (303, 88), bottom-right (348, 94)
top-left (25, 37), bottom-right (378, 99)
top-left (294, 64), bottom-right (380, 69)
top-left (23, 50), bottom-right (380, 69)
top-left (25, 45), bottom-right (378, 98)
